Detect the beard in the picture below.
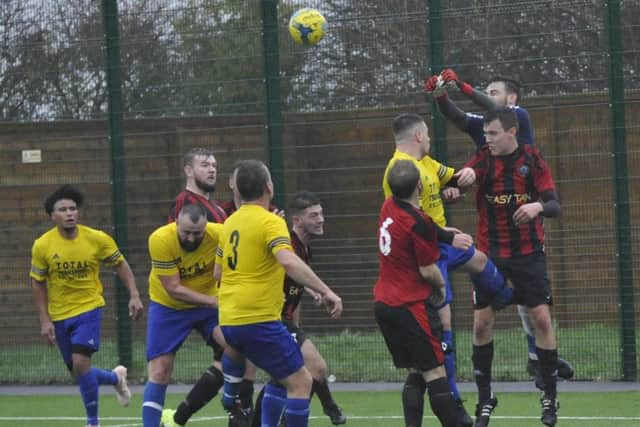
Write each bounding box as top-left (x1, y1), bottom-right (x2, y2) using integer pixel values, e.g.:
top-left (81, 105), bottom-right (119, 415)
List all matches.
top-left (195, 177), bottom-right (216, 193)
top-left (179, 238), bottom-right (203, 252)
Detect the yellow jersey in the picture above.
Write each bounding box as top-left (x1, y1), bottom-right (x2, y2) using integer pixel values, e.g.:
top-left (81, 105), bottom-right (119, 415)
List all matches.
top-left (216, 204), bottom-right (292, 326)
top-left (148, 221), bottom-right (222, 310)
top-left (30, 224), bottom-right (124, 321)
top-left (382, 150), bottom-right (454, 227)
top-left (419, 155), bottom-right (455, 226)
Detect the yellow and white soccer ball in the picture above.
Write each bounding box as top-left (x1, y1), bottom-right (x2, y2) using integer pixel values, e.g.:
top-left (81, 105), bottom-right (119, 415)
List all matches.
top-left (288, 8), bottom-right (327, 46)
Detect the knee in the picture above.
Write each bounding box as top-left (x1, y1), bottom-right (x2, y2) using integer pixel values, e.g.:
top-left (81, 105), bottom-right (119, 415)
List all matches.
top-left (287, 367), bottom-right (313, 397)
top-left (243, 362), bottom-right (257, 381)
top-left (70, 356), bottom-right (91, 378)
top-left (147, 360), bottom-right (172, 384)
top-left (423, 366), bottom-right (447, 383)
top-left (473, 323), bottom-right (490, 342)
top-left (473, 313), bottom-right (494, 342)
top-left (467, 250), bottom-right (488, 273)
top-left (310, 358), bottom-right (328, 380)
top-left (529, 307), bottom-right (553, 337)
top-left (532, 317), bottom-right (554, 338)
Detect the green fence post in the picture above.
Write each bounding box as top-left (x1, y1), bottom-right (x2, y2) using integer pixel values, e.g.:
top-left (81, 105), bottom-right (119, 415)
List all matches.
top-left (102, 0), bottom-right (132, 368)
top-left (605, 0), bottom-right (636, 380)
top-left (427, 0), bottom-right (447, 164)
top-left (261, 0), bottom-right (285, 209)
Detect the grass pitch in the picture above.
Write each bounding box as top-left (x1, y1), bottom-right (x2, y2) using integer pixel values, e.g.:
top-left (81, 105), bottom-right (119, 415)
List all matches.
top-left (0, 390), bottom-right (638, 427)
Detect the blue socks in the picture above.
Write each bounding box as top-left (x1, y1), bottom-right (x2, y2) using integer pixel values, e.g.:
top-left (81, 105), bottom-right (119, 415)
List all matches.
top-left (77, 368), bottom-right (118, 426)
top-left (261, 382), bottom-right (287, 426)
top-left (284, 397), bottom-right (310, 427)
top-left (442, 330), bottom-right (461, 401)
top-left (221, 353), bottom-right (245, 409)
top-left (78, 370), bottom-right (99, 426)
top-left (93, 367), bottom-right (118, 385)
top-left (142, 381), bottom-right (167, 427)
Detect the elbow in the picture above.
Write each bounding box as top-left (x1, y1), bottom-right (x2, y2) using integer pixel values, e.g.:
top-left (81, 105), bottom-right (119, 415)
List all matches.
top-left (541, 200), bottom-right (561, 218)
top-left (164, 285), bottom-right (183, 300)
top-left (420, 264), bottom-right (444, 288)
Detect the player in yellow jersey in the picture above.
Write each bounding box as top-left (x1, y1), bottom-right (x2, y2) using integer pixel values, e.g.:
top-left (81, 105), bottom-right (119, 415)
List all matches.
top-left (30, 185), bottom-right (143, 427)
top-left (214, 159), bottom-right (342, 427)
top-left (382, 114), bottom-right (513, 427)
top-left (142, 203), bottom-right (230, 427)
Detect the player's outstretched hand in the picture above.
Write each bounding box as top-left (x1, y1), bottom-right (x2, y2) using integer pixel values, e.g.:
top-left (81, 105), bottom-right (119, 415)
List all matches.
top-left (322, 290), bottom-right (343, 319)
top-left (450, 231), bottom-right (473, 250)
top-left (424, 75), bottom-right (447, 98)
top-left (440, 68), bottom-right (460, 87)
top-left (440, 68), bottom-right (473, 95)
top-left (454, 167), bottom-right (476, 187)
top-left (442, 187), bottom-right (462, 202)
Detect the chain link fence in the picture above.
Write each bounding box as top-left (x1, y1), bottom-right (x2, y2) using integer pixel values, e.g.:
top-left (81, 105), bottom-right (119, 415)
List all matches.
top-left (0, 0), bottom-right (638, 384)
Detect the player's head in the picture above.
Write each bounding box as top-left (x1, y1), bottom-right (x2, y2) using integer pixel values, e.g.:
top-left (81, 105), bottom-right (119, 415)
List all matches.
top-left (290, 191), bottom-right (324, 237)
top-left (483, 107), bottom-right (519, 155)
top-left (228, 159), bottom-right (243, 193)
top-left (486, 77), bottom-right (521, 107)
top-left (176, 203), bottom-right (208, 252)
top-left (392, 113), bottom-right (430, 158)
top-left (184, 147), bottom-right (217, 193)
top-left (387, 160), bottom-right (421, 200)
top-left (45, 185), bottom-right (84, 231)
top-left (235, 159), bottom-right (273, 202)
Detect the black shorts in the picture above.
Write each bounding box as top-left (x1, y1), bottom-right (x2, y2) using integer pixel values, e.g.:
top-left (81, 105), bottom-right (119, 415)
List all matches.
top-left (283, 321), bottom-right (307, 347)
top-left (474, 251), bottom-right (553, 309)
top-left (374, 301), bottom-right (444, 371)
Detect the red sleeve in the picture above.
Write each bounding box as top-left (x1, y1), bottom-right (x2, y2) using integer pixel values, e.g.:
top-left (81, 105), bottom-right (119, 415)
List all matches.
top-left (464, 147), bottom-right (489, 182)
top-left (532, 150), bottom-right (555, 193)
top-left (411, 214), bottom-right (440, 267)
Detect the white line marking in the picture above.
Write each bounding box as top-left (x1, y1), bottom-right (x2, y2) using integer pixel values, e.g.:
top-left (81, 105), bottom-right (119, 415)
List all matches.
top-left (1, 415), bottom-right (640, 423)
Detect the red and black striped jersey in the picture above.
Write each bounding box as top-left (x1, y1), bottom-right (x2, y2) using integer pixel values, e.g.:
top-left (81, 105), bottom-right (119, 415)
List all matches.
top-left (168, 190), bottom-right (227, 224)
top-left (373, 197), bottom-right (440, 306)
top-left (464, 144), bottom-right (555, 258)
top-left (219, 199), bottom-right (237, 217)
top-left (219, 199), bottom-right (280, 218)
top-left (282, 230), bottom-right (309, 321)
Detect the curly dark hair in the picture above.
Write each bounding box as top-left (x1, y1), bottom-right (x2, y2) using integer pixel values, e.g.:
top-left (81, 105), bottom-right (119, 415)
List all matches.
top-left (44, 185), bottom-right (84, 215)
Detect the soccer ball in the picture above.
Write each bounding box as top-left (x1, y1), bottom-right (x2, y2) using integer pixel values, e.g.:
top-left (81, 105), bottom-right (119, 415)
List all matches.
top-left (288, 8), bottom-right (327, 46)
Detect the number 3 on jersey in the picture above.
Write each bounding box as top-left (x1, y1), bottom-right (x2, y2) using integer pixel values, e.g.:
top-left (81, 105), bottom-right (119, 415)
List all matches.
top-left (227, 230), bottom-right (240, 270)
top-left (379, 217), bottom-right (393, 256)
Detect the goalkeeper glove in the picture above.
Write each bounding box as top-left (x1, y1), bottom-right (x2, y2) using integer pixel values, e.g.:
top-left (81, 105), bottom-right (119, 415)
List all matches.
top-left (424, 75), bottom-right (447, 98)
top-left (440, 68), bottom-right (474, 96)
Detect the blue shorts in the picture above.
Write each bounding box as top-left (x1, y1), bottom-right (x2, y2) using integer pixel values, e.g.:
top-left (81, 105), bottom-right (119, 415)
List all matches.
top-left (54, 308), bottom-right (102, 366)
top-left (146, 301), bottom-right (219, 361)
top-left (221, 321), bottom-right (304, 380)
top-left (436, 243), bottom-right (476, 306)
